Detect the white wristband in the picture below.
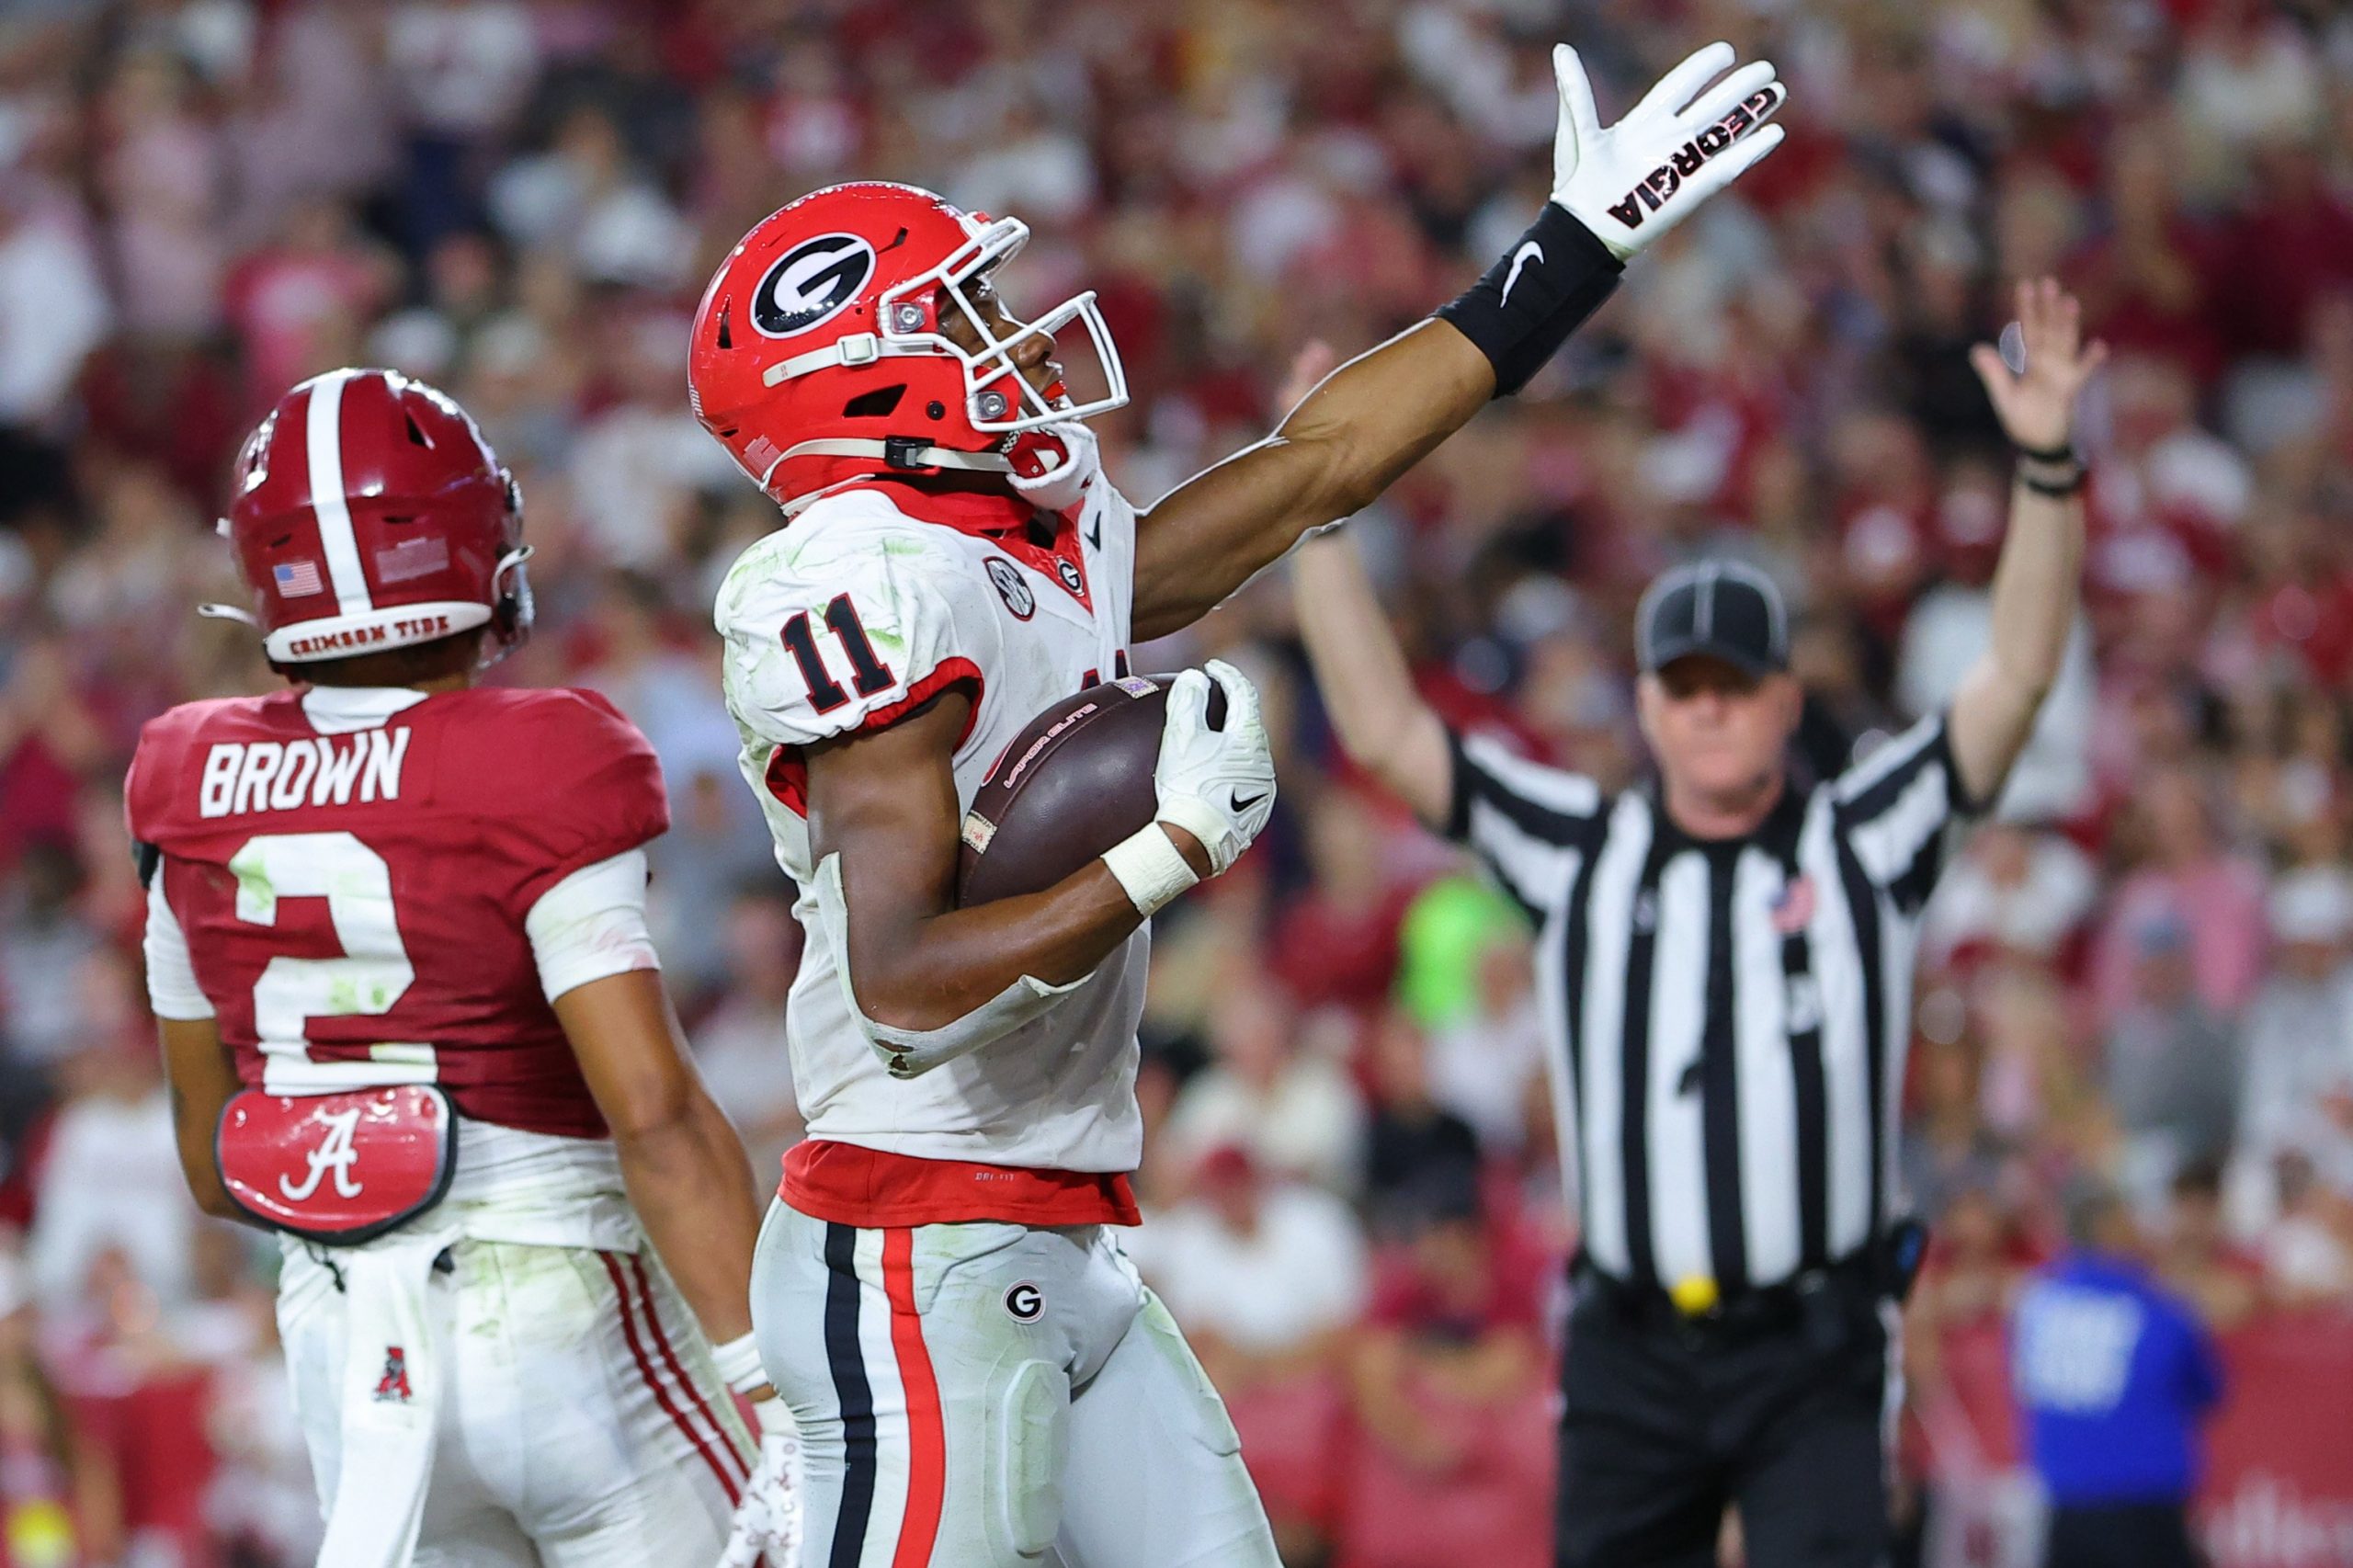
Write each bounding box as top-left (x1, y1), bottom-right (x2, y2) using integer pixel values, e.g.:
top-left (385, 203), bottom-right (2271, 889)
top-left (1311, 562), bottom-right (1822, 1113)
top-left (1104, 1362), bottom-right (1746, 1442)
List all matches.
top-left (1101, 824), bottom-right (1199, 915)
top-left (712, 1331), bottom-right (768, 1396)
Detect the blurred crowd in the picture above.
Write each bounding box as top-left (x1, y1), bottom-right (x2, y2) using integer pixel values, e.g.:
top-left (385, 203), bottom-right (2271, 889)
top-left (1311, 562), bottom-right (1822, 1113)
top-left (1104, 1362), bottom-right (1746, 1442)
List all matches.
top-left (3, 0), bottom-right (2352, 1562)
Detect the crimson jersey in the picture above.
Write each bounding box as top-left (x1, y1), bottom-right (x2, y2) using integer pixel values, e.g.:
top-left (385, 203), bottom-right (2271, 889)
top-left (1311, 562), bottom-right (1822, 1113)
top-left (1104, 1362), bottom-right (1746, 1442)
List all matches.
top-left (125, 686), bottom-right (667, 1138)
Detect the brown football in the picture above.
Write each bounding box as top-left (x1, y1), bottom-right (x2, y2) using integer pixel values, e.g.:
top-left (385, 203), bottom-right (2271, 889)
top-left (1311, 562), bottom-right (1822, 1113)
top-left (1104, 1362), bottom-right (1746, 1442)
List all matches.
top-left (957, 674), bottom-right (1221, 905)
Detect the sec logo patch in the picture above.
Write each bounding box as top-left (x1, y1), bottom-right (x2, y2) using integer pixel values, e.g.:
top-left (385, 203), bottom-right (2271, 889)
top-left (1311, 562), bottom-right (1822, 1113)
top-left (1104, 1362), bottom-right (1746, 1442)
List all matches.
top-left (1005, 1281), bottom-right (1044, 1323)
top-left (985, 557), bottom-right (1036, 620)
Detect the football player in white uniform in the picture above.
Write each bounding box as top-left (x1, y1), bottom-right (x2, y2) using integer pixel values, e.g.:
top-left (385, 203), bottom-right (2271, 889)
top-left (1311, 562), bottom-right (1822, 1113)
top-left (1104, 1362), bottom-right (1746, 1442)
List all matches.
top-left (688, 39), bottom-right (1789, 1568)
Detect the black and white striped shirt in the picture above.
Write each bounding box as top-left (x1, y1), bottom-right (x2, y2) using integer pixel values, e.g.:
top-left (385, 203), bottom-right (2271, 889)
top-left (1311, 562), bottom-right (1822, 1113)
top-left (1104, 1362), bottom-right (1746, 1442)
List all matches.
top-left (1448, 714), bottom-right (1976, 1296)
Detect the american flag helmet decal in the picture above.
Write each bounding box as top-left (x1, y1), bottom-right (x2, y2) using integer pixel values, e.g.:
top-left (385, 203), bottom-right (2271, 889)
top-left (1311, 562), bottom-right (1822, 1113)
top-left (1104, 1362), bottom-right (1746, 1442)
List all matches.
top-left (273, 559), bottom-right (324, 597)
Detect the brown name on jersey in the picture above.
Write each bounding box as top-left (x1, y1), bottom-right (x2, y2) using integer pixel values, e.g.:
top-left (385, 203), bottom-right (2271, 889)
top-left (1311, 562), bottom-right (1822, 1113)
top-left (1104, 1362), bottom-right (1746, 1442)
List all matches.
top-left (197, 729), bottom-right (413, 819)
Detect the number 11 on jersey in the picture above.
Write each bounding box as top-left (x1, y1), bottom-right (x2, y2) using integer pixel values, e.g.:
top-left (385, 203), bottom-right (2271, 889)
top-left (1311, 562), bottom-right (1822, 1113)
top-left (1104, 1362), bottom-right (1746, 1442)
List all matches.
top-left (779, 594), bottom-right (895, 712)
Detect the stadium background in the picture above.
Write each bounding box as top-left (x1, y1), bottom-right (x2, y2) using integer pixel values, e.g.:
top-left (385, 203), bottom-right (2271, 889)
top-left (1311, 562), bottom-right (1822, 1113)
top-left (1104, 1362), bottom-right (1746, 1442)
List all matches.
top-left (1, 0), bottom-right (2351, 1562)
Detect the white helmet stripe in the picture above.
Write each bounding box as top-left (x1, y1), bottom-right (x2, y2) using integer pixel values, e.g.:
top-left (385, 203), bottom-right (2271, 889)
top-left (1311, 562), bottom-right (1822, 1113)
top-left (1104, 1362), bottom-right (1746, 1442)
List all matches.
top-left (303, 369), bottom-right (374, 618)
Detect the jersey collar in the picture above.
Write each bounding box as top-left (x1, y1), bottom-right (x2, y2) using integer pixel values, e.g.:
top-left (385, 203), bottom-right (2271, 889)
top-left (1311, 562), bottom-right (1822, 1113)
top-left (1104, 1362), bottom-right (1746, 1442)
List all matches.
top-left (848, 479), bottom-right (1092, 608)
top-left (847, 478), bottom-right (1033, 538)
top-left (301, 686), bottom-right (432, 735)
top-left (1643, 765), bottom-right (1808, 857)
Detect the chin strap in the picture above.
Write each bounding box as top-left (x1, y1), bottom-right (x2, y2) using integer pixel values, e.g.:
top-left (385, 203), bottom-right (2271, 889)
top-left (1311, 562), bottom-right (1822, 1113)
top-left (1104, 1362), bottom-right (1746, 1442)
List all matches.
top-left (198, 602), bottom-right (260, 627)
top-left (761, 331), bottom-right (906, 388)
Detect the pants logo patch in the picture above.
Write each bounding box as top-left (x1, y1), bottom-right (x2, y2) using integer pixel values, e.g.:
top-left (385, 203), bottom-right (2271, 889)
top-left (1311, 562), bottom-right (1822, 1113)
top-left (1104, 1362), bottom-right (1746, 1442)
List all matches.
top-left (373, 1346), bottom-right (414, 1403)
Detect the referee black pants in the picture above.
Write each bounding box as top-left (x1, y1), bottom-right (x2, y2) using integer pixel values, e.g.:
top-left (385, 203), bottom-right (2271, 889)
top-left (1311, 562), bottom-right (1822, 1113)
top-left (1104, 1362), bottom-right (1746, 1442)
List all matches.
top-left (2044, 1501), bottom-right (2201, 1568)
top-left (1556, 1274), bottom-right (1890, 1568)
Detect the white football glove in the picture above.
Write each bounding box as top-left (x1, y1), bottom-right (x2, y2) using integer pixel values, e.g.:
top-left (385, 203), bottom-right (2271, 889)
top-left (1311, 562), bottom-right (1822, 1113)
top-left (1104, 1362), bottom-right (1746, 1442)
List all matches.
top-left (1551, 40), bottom-right (1787, 260)
top-left (716, 1397), bottom-right (801, 1568)
top-left (1152, 661), bottom-right (1276, 877)
top-left (1006, 421), bottom-right (1102, 516)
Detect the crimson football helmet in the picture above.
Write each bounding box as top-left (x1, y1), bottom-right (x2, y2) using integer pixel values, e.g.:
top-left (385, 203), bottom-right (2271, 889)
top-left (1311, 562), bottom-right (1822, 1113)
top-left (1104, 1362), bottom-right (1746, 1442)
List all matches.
top-left (688, 181), bottom-right (1129, 517)
top-left (207, 369), bottom-right (532, 665)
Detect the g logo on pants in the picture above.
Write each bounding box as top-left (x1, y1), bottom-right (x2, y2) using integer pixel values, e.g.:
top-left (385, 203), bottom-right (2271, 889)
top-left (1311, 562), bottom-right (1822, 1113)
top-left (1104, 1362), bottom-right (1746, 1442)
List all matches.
top-left (1005, 1282), bottom-right (1044, 1323)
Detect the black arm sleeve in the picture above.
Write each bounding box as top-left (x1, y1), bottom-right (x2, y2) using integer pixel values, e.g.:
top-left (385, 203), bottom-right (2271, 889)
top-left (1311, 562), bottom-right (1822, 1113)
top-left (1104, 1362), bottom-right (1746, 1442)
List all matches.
top-left (1434, 204), bottom-right (1623, 396)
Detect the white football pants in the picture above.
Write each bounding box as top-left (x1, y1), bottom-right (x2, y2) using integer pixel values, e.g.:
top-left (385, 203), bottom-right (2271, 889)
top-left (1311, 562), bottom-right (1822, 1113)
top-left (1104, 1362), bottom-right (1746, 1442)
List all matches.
top-left (278, 1237), bottom-right (752, 1565)
top-left (750, 1201), bottom-right (1281, 1568)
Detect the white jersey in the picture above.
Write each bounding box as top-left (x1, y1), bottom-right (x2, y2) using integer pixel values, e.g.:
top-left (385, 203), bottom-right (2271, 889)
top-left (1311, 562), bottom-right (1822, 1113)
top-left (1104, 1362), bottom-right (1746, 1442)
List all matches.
top-left (715, 481), bottom-right (1144, 1173)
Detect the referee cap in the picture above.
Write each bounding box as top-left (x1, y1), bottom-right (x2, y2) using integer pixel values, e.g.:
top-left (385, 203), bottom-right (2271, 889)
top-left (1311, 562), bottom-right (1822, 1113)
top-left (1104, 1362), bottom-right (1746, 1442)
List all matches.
top-left (1635, 560), bottom-right (1789, 676)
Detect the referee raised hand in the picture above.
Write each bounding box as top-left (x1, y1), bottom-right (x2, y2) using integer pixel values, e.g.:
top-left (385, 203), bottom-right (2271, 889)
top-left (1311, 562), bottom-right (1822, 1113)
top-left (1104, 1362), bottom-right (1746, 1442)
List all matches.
top-left (1288, 278), bottom-right (2104, 1568)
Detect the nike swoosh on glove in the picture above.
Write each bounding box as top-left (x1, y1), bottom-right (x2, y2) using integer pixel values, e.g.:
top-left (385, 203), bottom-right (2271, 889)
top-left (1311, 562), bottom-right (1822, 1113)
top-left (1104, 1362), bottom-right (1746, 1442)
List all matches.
top-left (717, 1398), bottom-right (801, 1568)
top-left (1551, 40), bottom-right (1788, 260)
top-left (1006, 421), bottom-right (1101, 517)
top-left (1152, 661), bottom-right (1277, 876)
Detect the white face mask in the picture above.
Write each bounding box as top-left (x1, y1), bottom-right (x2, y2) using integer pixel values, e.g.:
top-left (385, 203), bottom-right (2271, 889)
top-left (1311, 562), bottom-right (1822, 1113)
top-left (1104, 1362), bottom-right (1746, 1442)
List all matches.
top-left (875, 215), bottom-right (1131, 435)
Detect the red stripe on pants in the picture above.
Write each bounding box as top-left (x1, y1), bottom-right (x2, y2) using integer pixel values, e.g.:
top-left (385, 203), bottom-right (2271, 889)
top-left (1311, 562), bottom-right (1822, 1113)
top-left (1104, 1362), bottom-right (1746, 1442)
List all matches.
top-left (629, 1255), bottom-right (752, 1481)
top-left (882, 1227), bottom-right (947, 1568)
top-left (601, 1252), bottom-right (743, 1506)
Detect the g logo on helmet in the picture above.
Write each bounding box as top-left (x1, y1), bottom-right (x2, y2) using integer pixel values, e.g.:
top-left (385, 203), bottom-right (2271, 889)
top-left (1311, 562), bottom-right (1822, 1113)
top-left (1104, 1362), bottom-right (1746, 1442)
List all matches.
top-left (752, 233), bottom-right (876, 338)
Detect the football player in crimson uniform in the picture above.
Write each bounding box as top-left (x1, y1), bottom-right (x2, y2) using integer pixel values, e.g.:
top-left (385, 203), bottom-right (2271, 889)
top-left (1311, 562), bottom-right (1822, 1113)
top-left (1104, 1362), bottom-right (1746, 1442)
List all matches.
top-left (693, 39), bottom-right (1788, 1568)
top-left (128, 369), bottom-right (796, 1567)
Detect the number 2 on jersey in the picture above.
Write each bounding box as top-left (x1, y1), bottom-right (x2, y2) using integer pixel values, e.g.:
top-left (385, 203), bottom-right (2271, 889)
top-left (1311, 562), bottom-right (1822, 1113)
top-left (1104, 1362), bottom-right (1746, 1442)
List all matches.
top-left (228, 831), bottom-right (433, 1092)
top-left (780, 594), bottom-right (895, 712)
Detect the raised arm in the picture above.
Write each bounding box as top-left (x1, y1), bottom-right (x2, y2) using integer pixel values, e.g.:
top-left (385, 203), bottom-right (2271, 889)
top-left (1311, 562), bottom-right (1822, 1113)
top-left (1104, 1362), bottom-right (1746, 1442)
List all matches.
top-left (1949, 278), bottom-right (2107, 806)
top-left (1132, 324), bottom-right (1493, 642)
top-left (1131, 40), bottom-right (1788, 641)
top-left (1290, 521), bottom-right (1454, 828)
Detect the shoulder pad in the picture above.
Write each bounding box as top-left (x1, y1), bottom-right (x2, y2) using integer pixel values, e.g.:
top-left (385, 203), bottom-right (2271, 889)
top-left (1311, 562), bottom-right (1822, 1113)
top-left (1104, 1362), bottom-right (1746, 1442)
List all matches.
top-left (447, 687), bottom-right (670, 906)
top-left (715, 498), bottom-right (992, 749)
top-left (125, 697), bottom-right (274, 843)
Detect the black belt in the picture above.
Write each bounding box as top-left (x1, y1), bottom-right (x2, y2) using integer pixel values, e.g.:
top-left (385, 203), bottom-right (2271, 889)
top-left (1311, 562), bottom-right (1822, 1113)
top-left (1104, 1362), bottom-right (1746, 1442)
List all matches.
top-left (1574, 1219), bottom-right (1927, 1350)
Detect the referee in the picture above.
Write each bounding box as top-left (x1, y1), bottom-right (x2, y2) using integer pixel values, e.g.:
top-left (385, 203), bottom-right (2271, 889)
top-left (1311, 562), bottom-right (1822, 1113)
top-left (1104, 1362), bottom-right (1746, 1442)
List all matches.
top-left (1289, 278), bottom-right (2104, 1567)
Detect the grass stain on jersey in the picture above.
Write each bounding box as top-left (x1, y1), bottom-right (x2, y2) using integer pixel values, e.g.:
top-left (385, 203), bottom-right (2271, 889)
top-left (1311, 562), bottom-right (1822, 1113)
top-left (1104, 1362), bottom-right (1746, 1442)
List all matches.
top-left (232, 861), bottom-right (275, 914)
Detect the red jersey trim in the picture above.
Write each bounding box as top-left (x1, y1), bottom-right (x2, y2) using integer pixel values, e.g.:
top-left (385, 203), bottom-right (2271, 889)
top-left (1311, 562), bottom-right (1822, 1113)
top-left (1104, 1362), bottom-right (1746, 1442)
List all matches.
top-left (857, 657), bottom-right (983, 744)
top-left (780, 1139), bottom-right (1141, 1228)
top-left (764, 746), bottom-right (809, 818)
top-left (988, 528), bottom-right (1089, 608)
top-left (761, 658), bottom-right (984, 820)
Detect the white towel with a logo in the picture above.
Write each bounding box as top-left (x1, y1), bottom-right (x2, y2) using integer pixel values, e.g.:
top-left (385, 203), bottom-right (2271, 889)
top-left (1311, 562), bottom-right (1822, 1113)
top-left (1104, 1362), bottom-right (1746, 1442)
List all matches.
top-left (316, 1224), bottom-right (460, 1568)
top-left (308, 1119), bottom-right (640, 1566)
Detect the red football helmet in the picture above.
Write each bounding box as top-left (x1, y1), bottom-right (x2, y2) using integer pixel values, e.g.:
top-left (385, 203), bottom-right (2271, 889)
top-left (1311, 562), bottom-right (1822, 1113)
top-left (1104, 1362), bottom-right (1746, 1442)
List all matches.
top-left (208, 369), bottom-right (532, 665)
top-left (688, 181), bottom-right (1129, 517)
